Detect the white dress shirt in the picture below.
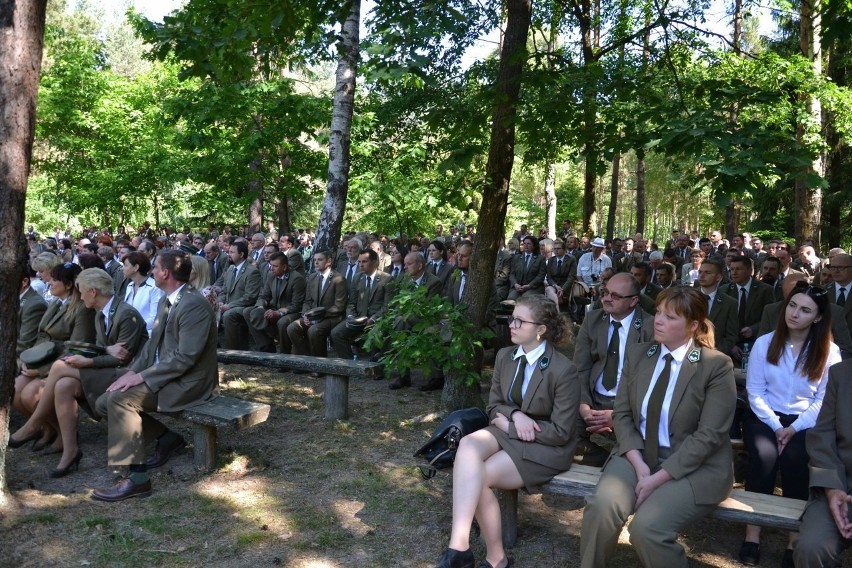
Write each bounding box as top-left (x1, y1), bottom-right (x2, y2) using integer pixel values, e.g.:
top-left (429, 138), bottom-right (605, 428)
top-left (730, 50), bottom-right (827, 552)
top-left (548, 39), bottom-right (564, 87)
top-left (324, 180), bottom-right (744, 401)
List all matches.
top-left (747, 332), bottom-right (841, 432)
top-left (510, 340), bottom-right (548, 400)
top-left (640, 341), bottom-right (691, 448)
top-left (595, 311), bottom-right (636, 396)
top-left (124, 276), bottom-right (165, 334)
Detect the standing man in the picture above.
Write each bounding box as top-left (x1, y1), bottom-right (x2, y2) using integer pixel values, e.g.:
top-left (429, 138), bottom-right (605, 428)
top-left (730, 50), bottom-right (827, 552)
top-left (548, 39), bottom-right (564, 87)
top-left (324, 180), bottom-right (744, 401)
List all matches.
top-left (287, 249), bottom-right (348, 359)
top-left (573, 273), bottom-right (654, 465)
top-left (92, 250), bottom-right (218, 501)
top-left (245, 252), bottom-right (306, 353)
top-left (219, 240), bottom-right (262, 349)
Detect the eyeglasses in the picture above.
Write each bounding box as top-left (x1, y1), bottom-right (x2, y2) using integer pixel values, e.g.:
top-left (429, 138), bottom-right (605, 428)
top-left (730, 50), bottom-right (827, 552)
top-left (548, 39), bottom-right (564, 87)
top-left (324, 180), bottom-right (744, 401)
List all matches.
top-left (509, 317), bottom-right (543, 328)
top-left (600, 289), bottom-right (637, 301)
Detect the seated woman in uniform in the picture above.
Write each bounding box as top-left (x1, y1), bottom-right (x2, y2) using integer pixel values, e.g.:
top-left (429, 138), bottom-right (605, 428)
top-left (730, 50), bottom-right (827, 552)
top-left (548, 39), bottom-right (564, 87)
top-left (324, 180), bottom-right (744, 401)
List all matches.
top-left (435, 295), bottom-right (579, 568)
top-left (11, 262), bottom-right (96, 452)
top-left (739, 281), bottom-right (840, 567)
top-left (580, 286), bottom-right (736, 568)
top-left (10, 269), bottom-right (148, 477)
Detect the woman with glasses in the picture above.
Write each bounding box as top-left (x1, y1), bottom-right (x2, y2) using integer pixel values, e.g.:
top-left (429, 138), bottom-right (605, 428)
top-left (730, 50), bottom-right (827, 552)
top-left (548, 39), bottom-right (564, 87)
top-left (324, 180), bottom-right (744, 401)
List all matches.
top-left (581, 286), bottom-right (736, 567)
top-left (11, 262), bottom-right (96, 451)
top-left (435, 295), bottom-right (579, 568)
top-left (738, 282), bottom-right (841, 567)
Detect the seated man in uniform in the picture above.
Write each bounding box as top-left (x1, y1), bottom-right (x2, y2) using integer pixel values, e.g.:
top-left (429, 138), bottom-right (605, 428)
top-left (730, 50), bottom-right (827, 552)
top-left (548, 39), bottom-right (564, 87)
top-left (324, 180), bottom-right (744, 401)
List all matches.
top-left (245, 252), bottom-right (306, 354)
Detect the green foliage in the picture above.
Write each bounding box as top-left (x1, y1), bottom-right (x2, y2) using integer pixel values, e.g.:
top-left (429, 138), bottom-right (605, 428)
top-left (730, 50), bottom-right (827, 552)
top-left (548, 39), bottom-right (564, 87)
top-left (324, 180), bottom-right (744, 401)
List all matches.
top-left (363, 278), bottom-right (489, 386)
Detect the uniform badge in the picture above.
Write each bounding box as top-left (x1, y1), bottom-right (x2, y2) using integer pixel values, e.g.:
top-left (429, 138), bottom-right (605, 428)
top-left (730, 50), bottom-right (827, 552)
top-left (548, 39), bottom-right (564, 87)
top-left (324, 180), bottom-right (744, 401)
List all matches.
top-left (647, 343), bottom-right (659, 357)
top-left (688, 349), bottom-right (701, 363)
top-left (601, 311), bottom-right (609, 320)
top-left (633, 318), bottom-right (643, 330)
top-left (539, 356), bottom-right (550, 370)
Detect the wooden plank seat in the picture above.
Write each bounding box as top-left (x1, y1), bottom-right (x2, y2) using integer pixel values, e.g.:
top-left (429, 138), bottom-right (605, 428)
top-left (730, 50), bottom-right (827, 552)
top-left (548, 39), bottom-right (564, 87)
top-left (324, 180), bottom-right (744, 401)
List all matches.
top-left (499, 464), bottom-right (805, 547)
top-left (167, 395), bottom-right (271, 471)
top-left (217, 349), bottom-right (383, 420)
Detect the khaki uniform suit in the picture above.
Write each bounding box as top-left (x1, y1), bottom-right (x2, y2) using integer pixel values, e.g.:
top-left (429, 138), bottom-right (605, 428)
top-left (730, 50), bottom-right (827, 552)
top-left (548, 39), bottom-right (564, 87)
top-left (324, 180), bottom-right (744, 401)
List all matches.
top-left (725, 277), bottom-right (775, 340)
top-left (494, 251), bottom-right (513, 301)
top-left (545, 254), bottom-right (577, 298)
top-left (284, 248), bottom-right (305, 275)
top-left (287, 270), bottom-right (348, 357)
top-left (795, 362), bottom-right (852, 566)
top-left (95, 285), bottom-right (218, 466)
top-left (245, 270), bottom-right (306, 353)
top-left (757, 300), bottom-right (852, 360)
top-left (616, 251), bottom-right (641, 273)
top-left (17, 287), bottom-right (47, 359)
top-left (31, 300), bottom-right (97, 375)
top-left (485, 344), bottom-right (580, 490)
top-left (507, 253), bottom-right (546, 299)
top-left (336, 258), bottom-right (361, 296)
top-left (220, 261), bottom-right (262, 349)
top-left (581, 343), bottom-right (736, 567)
top-left (331, 271), bottom-right (393, 358)
top-left (707, 291), bottom-right (739, 357)
top-left (79, 298), bottom-right (149, 416)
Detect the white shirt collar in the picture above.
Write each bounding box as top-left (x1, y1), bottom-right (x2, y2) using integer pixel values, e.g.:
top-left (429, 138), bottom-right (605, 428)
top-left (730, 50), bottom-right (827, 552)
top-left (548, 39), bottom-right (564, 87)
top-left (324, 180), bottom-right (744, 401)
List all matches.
top-left (513, 340), bottom-right (548, 365)
top-left (101, 296), bottom-right (114, 317)
top-left (167, 284), bottom-right (186, 304)
top-left (659, 339), bottom-right (692, 364)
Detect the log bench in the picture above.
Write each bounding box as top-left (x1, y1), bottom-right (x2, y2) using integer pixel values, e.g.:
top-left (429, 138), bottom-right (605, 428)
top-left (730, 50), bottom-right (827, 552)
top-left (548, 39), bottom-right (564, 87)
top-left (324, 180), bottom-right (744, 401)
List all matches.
top-left (217, 349), bottom-right (383, 420)
top-left (498, 464), bottom-right (805, 547)
top-left (165, 395), bottom-right (271, 471)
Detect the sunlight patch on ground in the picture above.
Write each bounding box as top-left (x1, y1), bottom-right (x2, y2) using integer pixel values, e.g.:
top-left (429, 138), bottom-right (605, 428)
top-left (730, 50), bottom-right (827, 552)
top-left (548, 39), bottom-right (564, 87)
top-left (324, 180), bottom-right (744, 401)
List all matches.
top-left (332, 499), bottom-right (373, 537)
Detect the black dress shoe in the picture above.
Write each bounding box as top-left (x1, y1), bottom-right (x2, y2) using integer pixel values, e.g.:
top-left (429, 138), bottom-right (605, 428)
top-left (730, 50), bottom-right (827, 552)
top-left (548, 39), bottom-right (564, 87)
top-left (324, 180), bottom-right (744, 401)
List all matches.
top-left (146, 435), bottom-right (186, 468)
top-left (49, 450), bottom-right (83, 479)
top-left (781, 548), bottom-right (794, 568)
top-left (91, 477), bottom-right (153, 502)
top-left (32, 431), bottom-right (58, 452)
top-left (420, 377), bottom-right (445, 392)
top-left (477, 556), bottom-right (514, 568)
top-left (435, 548), bottom-right (474, 568)
top-left (738, 541), bottom-right (760, 565)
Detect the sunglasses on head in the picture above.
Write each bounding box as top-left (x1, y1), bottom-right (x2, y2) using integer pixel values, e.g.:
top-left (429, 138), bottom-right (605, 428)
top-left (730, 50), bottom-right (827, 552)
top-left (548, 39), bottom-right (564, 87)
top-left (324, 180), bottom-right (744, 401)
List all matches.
top-left (791, 280), bottom-right (827, 298)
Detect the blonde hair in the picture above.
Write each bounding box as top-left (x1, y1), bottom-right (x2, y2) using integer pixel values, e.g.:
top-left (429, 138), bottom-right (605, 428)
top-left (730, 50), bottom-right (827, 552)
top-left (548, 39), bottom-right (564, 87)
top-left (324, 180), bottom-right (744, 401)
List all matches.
top-left (655, 287), bottom-right (715, 349)
top-left (189, 254), bottom-right (211, 289)
top-left (31, 251), bottom-right (61, 274)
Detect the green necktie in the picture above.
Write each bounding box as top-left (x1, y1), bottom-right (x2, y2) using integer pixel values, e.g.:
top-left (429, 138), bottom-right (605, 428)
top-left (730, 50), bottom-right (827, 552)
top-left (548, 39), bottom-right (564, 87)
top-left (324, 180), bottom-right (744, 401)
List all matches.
top-left (644, 353), bottom-right (674, 470)
top-left (602, 321), bottom-right (621, 391)
top-left (509, 358), bottom-right (526, 406)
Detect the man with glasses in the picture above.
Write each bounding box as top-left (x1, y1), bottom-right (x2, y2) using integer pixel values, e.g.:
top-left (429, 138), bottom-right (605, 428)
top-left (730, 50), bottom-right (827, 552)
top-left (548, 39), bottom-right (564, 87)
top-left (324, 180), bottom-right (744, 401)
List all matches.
top-left (248, 233), bottom-right (266, 265)
top-left (827, 253), bottom-right (852, 334)
top-left (573, 273), bottom-right (654, 466)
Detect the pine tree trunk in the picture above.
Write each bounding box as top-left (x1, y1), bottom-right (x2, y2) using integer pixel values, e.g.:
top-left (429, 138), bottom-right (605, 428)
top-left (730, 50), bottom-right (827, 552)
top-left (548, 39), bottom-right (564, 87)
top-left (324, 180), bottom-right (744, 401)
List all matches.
top-left (455, 0), bottom-right (532, 413)
top-left (248, 153), bottom-right (263, 234)
top-left (635, 154), bottom-right (646, 235)
top-left (314, 0), bottom-right (360, 254)
top-left (544, 161), bottom-right (557, 239)
top-left (606, 152), bottom-right (620, 240)
top-left (0, 0), bottom-right (48, 511)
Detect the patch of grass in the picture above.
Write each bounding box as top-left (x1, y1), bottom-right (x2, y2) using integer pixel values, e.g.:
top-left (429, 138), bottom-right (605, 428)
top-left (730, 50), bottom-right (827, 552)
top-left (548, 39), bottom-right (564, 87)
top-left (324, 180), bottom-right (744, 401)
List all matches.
top-left (82, 516), bottom-right (113, 530)
top-left (15, 511), bottom-right (57, 526)
top-left (135, 515), bottom-right (170, 535)
top-left (235, 528), bottom-right (271, 548)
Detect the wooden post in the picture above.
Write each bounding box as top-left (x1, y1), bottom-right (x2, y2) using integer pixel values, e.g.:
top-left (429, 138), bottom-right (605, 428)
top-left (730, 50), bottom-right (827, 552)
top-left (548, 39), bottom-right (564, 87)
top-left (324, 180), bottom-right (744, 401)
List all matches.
top-left (498, 488), bottom-right (518, 548)
top-left (193, 424), bottom-right (217, 471)
top-left (324, 374), bottom-right (349, 420)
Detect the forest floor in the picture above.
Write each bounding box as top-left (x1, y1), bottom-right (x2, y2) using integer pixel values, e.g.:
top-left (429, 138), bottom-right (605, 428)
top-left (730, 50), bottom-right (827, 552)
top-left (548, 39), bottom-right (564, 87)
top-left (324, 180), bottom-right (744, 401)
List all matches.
top-left (0, 357), bottom-right (833, 568)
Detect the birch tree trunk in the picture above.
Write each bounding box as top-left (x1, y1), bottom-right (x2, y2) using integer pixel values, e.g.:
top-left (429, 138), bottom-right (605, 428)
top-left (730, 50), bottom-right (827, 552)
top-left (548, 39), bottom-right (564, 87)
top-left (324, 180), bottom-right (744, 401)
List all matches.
top-left (544, 161), bottom-right (557, 239)
top-left (0, 0), bottom-right (48, 511)
top-left (446, 0), bottom-right (532, 412)
top-left (314, 0), bottom-right (360, 255)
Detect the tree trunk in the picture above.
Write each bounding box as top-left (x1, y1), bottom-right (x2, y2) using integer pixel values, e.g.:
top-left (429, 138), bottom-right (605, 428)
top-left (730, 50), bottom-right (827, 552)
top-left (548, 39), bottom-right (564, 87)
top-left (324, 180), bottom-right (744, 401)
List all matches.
top-left (579, 0), bottom-right (598, 233)
top-left (606, 152), bottom-right (620, 240)
top-left (454, 0), bottom-right (532, 412)
top-left (824, 35), bottom-right (849, 249)
top-left (795, 0), bottom-right (824, 247)
top-left (544, 161), bottom-right (557, 239)
top-left (314, 0), bottom-right (360, 255)
top-left (724, 0), bottom-right (743, 240)
top-left (248, 154), bottom-right (263, 234)
top-left (0, 0), bottom-right (48, 511)
top-left (278, 194), bottom-right (292, 236)
top-left (635, 153), bottom-right (646, 235)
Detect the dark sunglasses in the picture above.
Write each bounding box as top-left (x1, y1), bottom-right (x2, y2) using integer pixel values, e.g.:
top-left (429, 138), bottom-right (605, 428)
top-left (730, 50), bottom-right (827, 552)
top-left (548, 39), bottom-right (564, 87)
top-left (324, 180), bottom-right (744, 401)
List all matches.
top-left (791, 280), bottom-right (827, 298)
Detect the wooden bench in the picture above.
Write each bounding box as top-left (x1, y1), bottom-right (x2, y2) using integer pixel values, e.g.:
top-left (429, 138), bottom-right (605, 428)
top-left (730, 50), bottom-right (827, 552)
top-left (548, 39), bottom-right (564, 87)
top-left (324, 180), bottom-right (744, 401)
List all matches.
top-left (167, 395), bottom-right (271, 471)
top-left (498, 464), bottom-right (805, 547)
top-left (217, 349), bottom-right (383, 420)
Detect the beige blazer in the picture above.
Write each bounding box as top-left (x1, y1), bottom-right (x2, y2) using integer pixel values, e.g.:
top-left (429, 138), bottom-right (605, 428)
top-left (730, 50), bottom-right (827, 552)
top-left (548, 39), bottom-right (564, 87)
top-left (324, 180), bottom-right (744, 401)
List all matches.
top-left (17, 287), bottom-right (47, 358)
top-left (807, 360), bottom-right (852, 492)
top-left (613, 342), bottom-right (736, 505)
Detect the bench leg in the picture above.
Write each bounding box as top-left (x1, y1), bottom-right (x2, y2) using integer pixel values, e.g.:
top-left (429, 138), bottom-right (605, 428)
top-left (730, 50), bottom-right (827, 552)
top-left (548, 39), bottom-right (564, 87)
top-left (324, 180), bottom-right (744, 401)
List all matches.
top-left (498, 488), bottom-right (518, 548)
top-left (324, 374), bottom-right (349, 420)
top-left (193, 424), bottom-right (217, 471)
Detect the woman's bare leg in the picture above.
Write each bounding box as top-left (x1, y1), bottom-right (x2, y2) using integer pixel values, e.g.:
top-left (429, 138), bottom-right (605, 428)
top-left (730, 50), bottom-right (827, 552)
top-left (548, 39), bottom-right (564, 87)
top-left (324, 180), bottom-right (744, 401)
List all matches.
top-left (448, 430), bottom-right (503, 551)
top-left (474, 451), bottom-right (524, 568)
top-left (12, 361), bottom-right (79, 442)
top-left (53, 376), bottom-right (83, 469)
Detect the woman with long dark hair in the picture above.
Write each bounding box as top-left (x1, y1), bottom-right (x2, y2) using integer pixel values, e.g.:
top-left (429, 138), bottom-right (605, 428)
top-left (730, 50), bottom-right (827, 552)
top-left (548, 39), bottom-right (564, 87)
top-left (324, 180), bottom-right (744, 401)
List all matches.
top-left (435, 295), bottom-right (579, 568)
top-left (738, 282), bottom-right (840, 567)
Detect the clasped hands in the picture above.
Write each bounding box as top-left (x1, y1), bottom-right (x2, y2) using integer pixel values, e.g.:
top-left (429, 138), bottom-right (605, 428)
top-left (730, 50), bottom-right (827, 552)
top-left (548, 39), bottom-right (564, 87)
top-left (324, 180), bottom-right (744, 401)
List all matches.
top-left (826, 488), bottom-right (852, 539)
top-left (626, 449), bottom-right (673, 509)
top-left (493, 411), bottom-right (540, 442)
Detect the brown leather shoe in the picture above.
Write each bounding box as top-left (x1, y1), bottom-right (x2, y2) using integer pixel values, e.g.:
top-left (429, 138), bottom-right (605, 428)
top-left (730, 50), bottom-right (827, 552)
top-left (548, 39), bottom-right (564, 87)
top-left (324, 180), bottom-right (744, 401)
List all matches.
top-left (146, 435), bottom-right (186, 469)
top-left (91, 477), bottom-right (152, 502)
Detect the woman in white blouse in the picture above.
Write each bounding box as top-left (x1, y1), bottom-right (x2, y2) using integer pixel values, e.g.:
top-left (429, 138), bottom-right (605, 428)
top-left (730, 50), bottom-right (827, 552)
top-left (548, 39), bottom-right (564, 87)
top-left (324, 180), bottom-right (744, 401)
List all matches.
top-left (740, 282), bottom-right (840, 567)
top-left (122, 251), bottom-right (164, 334)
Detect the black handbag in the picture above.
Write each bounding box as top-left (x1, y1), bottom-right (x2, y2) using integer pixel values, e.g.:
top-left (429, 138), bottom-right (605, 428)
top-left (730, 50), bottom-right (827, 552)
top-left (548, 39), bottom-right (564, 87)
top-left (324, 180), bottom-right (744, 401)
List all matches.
top-left (413, 407), bottom-right (489, 479)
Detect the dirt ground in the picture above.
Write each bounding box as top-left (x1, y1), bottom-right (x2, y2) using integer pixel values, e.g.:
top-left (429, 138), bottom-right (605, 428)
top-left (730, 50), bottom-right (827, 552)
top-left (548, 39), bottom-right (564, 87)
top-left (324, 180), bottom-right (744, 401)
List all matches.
top-left (0, 361), bottom-right (837, 568)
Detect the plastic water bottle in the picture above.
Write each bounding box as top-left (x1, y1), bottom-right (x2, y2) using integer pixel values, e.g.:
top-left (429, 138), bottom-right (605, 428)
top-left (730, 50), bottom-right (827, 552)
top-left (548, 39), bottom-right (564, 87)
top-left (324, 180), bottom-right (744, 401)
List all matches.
top-left (741, 342), bottom-right (750, 372)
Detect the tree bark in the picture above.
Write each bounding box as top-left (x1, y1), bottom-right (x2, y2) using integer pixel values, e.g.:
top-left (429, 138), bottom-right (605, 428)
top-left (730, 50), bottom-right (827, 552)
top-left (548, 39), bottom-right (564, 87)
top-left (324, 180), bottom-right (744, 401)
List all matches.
top-left (248, 153), bottom-right (263, 234)
top-left (0, 0), bottom-right (48, 511)
top-left (635, 152), bottom-right (646, 235)
top-left (794, 0), bottom-right (824, 247)
top-left (606, 152), bottom-right (620, 240)
top-left (725, 0), bottom-right (743, 239)
top-left (579, 0), bottom-right (598, 233)
top-left (454, 0), bottom-right (532, 412)
top-left (314, 0), bottom-right (360, 255)
top-left (824, 34), bottom-right (849, 249)
top-left (544, 161), bottom-right (557, 239)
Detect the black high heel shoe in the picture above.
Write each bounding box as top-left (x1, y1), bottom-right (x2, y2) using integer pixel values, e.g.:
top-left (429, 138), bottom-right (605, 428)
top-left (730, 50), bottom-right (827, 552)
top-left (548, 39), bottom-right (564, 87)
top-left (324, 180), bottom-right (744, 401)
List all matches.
top-left (8, 431), bottom-right (41, 449)
top-left (32, 431), bottom-right (58, 452)
top-left (49, 450), bottom-right (83, 479)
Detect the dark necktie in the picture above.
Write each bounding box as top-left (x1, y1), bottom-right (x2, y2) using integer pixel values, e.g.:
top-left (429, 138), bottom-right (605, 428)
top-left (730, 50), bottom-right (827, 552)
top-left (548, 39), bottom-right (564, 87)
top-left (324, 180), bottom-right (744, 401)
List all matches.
top-left (738, 287), bottom-right (747, 328)
top-left (510, 358), bottom-right (526, 406)
top-left (346, 264), bottom-right (355, 284)
top-left (839, 287), bottom-right (847, 308)
top-left (392, 266), bottom-right (399, 277)
top-left (365, 275), bottom-right (372, 295)
top-left (433, 262), bottom-right (439, 275)
top-left (602, 321), bottom-right (622, 391)
top-left (645, 353), bottom-right (674, 469)
top-left (557, 258), bottom-right (562, 270)
top-left (99, 312), bottom-right (107, 336)
top-left (274, 277), bottom-right (282, 302)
